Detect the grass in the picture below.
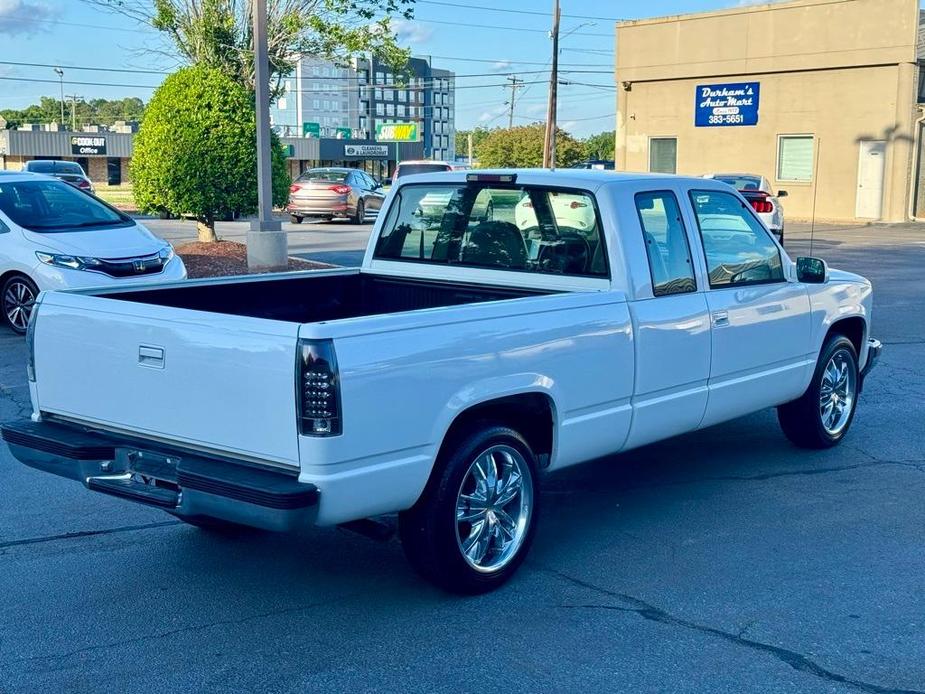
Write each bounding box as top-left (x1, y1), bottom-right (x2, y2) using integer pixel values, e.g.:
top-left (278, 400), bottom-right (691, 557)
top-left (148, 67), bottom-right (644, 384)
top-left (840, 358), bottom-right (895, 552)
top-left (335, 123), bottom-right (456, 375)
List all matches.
top-left (95, 184), bottom-right (136, 210)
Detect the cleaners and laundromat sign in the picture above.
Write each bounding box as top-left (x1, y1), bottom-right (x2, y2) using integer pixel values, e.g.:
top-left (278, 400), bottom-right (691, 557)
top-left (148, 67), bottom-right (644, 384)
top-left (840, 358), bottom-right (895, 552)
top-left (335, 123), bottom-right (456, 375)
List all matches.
top-left (695, 82), bottom-right (760, 126)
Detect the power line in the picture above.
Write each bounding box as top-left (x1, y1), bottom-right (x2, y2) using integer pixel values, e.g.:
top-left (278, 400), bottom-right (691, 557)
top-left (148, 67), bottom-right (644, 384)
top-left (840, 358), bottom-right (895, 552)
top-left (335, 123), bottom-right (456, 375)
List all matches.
top-left (416, 0), bottom-right (622, 22)
top-left (0, 60), bottom-right (168, 75)
top-left (413, 17), bottom-right (611, 37)
top-left (0, 76), bottom-right (157, 90)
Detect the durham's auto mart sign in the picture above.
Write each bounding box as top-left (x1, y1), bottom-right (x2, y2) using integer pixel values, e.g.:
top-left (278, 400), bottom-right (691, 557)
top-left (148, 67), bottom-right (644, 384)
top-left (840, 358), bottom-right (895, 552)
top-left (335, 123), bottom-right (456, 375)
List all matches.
top-left (70, 135), bottom-right (107, 155)
top-left (694, 82), bottom-right (760, 126)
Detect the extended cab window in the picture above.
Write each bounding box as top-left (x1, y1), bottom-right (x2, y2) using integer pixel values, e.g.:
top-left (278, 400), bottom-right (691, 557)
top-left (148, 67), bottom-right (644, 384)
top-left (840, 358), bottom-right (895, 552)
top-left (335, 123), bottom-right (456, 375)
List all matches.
top-left (689, 189), bottom-right (784, 288)
top-left (374, 183), bottom-right (608, 278)
top-left (635, 191), bottom-right (696, 296)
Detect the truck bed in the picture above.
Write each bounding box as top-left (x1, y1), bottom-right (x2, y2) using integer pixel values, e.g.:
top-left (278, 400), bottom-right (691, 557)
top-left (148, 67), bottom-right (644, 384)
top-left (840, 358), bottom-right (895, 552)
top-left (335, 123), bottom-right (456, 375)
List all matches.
top-left (105, 271), bottom-right (551, 323)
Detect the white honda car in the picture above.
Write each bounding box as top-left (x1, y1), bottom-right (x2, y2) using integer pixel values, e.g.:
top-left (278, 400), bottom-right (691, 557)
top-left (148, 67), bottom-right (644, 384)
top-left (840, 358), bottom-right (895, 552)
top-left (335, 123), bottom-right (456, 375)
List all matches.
top-left (703, 173), bottom-right (787, 243)
top-left (0, 172), bottom-right (186, 334)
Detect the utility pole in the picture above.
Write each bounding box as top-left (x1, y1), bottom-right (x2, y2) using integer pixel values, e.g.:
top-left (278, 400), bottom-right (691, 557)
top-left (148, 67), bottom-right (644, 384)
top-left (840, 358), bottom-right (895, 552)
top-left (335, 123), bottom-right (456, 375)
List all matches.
top-left (467, 131), bottom-right (473, 166)
top-left (53, 68), bottom-right (64, 127)
top-left (542, 0), bottom-right (560, 169)
top-left (66, 95), bottom-right (82, 131)
top-left (505, 75), bottom-right (523, 129)
top-left (247, 0), bottom-right (287, 272)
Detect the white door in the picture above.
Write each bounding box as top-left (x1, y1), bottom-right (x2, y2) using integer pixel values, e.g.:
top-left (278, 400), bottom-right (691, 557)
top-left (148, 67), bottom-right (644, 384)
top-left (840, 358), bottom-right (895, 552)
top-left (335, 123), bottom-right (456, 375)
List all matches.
top-left (855, 140), bottom-right (886, 219)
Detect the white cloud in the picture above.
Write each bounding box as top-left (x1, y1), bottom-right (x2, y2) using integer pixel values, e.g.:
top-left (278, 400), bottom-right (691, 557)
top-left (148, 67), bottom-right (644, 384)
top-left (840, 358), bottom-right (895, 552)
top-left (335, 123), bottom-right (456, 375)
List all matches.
top-left (0, 0), bottom-right (55, 36)
top-left (491, 61), bottom-right (512, 72)
top-left (478, 105), bottom-right (508, 123)
top-left (393, 19), bottom-right (433, 46)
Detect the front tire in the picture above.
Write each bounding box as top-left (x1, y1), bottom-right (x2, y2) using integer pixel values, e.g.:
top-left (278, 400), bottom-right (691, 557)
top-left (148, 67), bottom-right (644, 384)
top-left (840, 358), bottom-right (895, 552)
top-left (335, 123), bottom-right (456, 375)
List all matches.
top-left (399, 425), bottom-right (539, 594)
top-left (2, 274), bottom-right (38, 335)
top-left (778, 334), bottom-right (859, 448)
top-left (290, 214), bottom-right (303, 224)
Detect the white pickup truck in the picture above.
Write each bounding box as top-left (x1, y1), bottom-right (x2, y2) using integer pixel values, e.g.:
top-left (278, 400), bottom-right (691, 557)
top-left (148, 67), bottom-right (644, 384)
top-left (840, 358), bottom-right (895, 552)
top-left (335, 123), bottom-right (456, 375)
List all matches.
top-left (2, 170), bottom-right (880, 594)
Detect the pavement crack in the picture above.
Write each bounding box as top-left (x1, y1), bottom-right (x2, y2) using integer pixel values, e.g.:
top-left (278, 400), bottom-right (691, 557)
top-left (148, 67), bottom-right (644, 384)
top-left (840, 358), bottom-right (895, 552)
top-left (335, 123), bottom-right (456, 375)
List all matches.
top-left (0, 520), bottom-right (182, 550)
top-left (4, 592), bottom-right (363, 668)
top-left (543, 567), bottom-right (924, 694)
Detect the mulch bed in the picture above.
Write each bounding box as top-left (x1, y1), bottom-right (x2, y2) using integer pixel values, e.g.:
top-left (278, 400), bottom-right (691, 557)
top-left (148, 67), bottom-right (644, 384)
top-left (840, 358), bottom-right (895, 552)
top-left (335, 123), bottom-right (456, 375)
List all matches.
top-left (175, 241), bottom-right (334, 279)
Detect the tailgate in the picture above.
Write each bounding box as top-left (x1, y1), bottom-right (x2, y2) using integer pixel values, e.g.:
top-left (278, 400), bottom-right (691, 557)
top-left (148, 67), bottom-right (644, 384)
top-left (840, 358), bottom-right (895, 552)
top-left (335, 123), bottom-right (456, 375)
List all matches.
top-left (33, 293), bottom-right (302, 469)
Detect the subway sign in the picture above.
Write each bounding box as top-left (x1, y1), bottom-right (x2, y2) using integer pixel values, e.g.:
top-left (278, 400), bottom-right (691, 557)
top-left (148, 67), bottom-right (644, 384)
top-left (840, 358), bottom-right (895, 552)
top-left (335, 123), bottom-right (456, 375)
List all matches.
top-left (70, 135), bottom-right (107, 155)
top-left (375, 122), bottom-right (419, 142)
top-left (695, 82), bottom-right (760, 127)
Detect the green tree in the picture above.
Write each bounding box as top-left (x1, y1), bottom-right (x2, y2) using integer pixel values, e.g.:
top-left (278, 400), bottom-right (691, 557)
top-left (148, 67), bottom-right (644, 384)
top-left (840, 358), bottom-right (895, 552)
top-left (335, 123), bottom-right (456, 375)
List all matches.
top-left (476, 123), bottom-right (584, 169)
top-left (132, 65), bottom-right (289, 242)
top-left (0, 96), bottom-right (146, 128)
top-left (454, 127), bottom-right (493, 161)
top-left (83, 0), bottom-right (416, 95)
top-left (582, 130), bottom-right (615, 161)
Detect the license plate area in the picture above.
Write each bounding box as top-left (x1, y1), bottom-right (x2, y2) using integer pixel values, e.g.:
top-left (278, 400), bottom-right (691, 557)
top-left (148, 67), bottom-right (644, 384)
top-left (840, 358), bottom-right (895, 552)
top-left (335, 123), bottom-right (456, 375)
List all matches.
top-left (116, 448), bottom-right (181, 489)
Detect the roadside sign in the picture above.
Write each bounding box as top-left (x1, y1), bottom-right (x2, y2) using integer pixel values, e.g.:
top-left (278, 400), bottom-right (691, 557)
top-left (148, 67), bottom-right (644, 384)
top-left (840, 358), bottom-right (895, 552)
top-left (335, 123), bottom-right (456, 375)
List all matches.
top-left (345, 144), bottom-right (388, 158)
top-left (303, 122), bottom-right (321, 138)
top-left (335, 127), bottom-right (352, 139)
top-left (694, 82), bottom-right (760, 127)
top-left (70, 135), bottom-right (106, 155)
top-left (375, 122), bottom-right (419, 142)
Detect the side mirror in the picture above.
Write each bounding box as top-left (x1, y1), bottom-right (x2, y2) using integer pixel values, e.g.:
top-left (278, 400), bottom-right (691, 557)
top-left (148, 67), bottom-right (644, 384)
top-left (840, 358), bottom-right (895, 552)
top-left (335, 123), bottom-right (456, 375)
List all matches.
top-left (796, 256), bottom-right (828, 284)
top-left (777, 189), bottom-right (788, 198)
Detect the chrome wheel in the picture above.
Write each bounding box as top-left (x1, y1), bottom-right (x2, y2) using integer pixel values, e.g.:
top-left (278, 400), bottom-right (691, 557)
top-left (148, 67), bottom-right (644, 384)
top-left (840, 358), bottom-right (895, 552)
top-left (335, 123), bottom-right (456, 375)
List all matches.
top-left (819, 349), bottom-right (856, 436)
top-left (455, 444), bottom-right (533, 573)
top-left (3, 278), bottom-right (36, 332)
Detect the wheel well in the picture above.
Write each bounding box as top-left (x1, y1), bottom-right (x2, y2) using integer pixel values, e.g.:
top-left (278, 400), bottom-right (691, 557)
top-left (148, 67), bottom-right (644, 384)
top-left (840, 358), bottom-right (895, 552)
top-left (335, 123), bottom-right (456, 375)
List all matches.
top-left (0, 270), bottom-right (34, 292)
top-left (827, 316), bottom-right (865, 355)
top-left (439, 393), bottom-right (555, 466)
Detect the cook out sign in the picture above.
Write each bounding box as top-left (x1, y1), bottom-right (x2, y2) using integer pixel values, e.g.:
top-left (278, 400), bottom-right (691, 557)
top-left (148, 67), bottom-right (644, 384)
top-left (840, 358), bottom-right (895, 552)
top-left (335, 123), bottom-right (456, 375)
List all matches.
top-left (694, 82), bottom-right (760, 127)
top-left (70, 135), bottom-right (107, 155)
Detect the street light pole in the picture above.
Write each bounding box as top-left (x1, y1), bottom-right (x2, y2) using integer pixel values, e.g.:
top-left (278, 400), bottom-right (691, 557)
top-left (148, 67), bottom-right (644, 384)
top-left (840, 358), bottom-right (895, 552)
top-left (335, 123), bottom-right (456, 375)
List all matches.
top-left (53, 68), bottom-right (64, 127)
top-left (542, 0), bottom-right (560, 169)
top-left (246, 0), bottom-right (288, 272)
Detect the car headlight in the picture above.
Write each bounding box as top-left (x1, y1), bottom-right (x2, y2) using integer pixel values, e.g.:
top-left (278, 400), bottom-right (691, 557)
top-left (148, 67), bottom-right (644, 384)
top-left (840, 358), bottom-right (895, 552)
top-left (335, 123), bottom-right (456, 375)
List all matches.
top-left (158, 245), bottom-right (175, 263)
top-left (35, 252), bottom-right (103, 271)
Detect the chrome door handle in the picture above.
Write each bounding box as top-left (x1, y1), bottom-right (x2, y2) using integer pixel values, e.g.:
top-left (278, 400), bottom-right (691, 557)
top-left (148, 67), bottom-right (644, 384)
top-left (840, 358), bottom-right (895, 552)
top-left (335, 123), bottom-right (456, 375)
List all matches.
top-left (138, 345), bottom-right (165, 369)
top-left (711, 311), bottom-right (730, 327)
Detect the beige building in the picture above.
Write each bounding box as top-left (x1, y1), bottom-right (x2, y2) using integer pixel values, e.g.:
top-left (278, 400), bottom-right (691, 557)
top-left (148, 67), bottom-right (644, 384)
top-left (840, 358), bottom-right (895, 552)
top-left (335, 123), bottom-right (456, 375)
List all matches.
top-left (615, 0), bottom-right (925, 223)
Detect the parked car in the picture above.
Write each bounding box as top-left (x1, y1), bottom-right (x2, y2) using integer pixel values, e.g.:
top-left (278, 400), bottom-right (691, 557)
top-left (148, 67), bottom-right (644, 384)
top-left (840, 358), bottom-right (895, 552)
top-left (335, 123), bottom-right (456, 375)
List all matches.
top-left (0, 171), bottom-right (186, 333)
top-left (2, 170), bottom-right (880, 595)
top-left (703, 173), bottom-right (786, 243)
top-left (572, 159), bottom-right (615, 170)
top-left (394, 160), bottom-right (456, 178)
top-left (287, 168), bottom-right (385, 224)
top-left (514, 189), bottom-right (596, 232)
top-left (22, 160), bottom-right (95, 194)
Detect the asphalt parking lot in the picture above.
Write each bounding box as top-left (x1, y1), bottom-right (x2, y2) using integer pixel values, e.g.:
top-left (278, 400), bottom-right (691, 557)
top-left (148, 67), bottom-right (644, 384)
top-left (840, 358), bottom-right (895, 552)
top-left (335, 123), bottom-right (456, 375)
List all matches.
top-left (1, 222), bottom-right (924, 693)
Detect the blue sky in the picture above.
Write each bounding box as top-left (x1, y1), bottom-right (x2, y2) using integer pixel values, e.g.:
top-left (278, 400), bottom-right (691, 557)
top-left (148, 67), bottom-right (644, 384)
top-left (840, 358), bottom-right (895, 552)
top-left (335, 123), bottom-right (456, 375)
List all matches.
top-left (2, 0), bottom-right (757, 137)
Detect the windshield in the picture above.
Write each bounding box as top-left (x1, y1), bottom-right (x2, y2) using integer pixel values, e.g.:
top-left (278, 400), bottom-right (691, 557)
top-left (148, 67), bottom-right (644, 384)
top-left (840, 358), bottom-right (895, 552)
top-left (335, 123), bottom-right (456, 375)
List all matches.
top-left (27, 161), bottom-right (84, 175)
top-left (300, 170), bottom-right (348, 183)
top-left (714, 175), bottom-right (764, 191)
top-left (396, 164), bottom-right (451, 177)
top-left (0, 179), bottom-right (132, 232)
top-left (375, 183), bottom-right (608, 278)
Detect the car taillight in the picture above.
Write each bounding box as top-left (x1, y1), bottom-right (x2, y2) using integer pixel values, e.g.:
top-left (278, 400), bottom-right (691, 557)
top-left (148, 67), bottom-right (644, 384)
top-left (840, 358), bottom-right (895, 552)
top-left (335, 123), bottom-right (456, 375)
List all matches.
top-left (298, 339), bottom-right (342, 437)
top-left (77, 179), bottom-right (90, 188)
top-left (289, 184), bottom-right (301, 193)
top-left (329, 184), bottom-right (351, 195)
top-left (751, 199), bottom-right (773, 213)
top-left (569, 201), bottom-right (588, 209)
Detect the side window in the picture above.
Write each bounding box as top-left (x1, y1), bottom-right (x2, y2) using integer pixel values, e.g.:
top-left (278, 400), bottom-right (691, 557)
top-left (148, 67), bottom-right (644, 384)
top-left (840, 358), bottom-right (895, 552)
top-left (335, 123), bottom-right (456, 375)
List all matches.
top-left (689, 189), bottom-right (784, 288)
top-left (634, 191), bottom-right (696, 296)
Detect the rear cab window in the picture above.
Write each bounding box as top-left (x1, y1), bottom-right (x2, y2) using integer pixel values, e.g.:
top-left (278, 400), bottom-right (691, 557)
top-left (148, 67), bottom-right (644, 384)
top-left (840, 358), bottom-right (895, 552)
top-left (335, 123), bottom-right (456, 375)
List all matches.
top-left (374, 181), bottom-right (609, 278)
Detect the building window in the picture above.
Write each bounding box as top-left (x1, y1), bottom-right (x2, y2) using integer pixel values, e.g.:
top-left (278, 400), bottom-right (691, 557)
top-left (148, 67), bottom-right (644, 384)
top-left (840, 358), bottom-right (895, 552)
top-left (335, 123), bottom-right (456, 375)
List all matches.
top-left (649, 137), bottom-right (677, 174)
top-left (376, 71), bottom-right (385, 84)
top-left (313, 99), bottom-right (320, 109)
top-left (376, 103), bottom-right (384, 115)
top-left (398, 91), bottom-right (407, 102)
top-left (386, 103), bottom-right (395, 116)
top-left (777, 135), bottom-right (814, 182)
top-left (386, 72), bottom-right (394, 85)
top-left (397, 104), bottom-right (405, 117)
top-left (384, 89), bottom-right (394, 100)
top-left (312, 66), bottom-right (319, 76)
top-left (277, 97), bottom-right (287, 110)
top-left (375, 88), bottom-right (383, 100)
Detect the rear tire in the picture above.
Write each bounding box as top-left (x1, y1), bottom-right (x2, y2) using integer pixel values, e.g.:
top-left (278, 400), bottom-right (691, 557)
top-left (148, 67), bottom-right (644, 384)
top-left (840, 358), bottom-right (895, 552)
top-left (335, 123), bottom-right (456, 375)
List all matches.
top-left (778, 334), bottom-right (859, 448)
top-left (351, 200), bottom-right (365, 225)
top-left (290, 215), bottom-right (303, 224)
top-left (399, 424), bottom-right (539, 594)
top-left (2, 274), bottom-right (38, 335)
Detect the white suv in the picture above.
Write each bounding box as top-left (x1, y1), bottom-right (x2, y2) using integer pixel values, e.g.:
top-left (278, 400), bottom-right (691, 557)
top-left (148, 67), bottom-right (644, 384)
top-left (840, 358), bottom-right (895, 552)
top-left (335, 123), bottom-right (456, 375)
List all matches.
top-left (0, 172), bottom-right (186, 333)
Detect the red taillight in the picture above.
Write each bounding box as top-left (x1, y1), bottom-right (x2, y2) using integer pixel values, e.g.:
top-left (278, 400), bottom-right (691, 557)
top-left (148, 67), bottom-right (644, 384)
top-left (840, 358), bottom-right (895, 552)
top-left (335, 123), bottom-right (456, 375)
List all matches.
top-left (77, 179), bottom-right (90, 188)
top-left (741, 191), bottom-right (772, 214)
top-left (289, 184), bottom-right (301, 193)
top-left (329, 184), bottom-right (351, 195)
